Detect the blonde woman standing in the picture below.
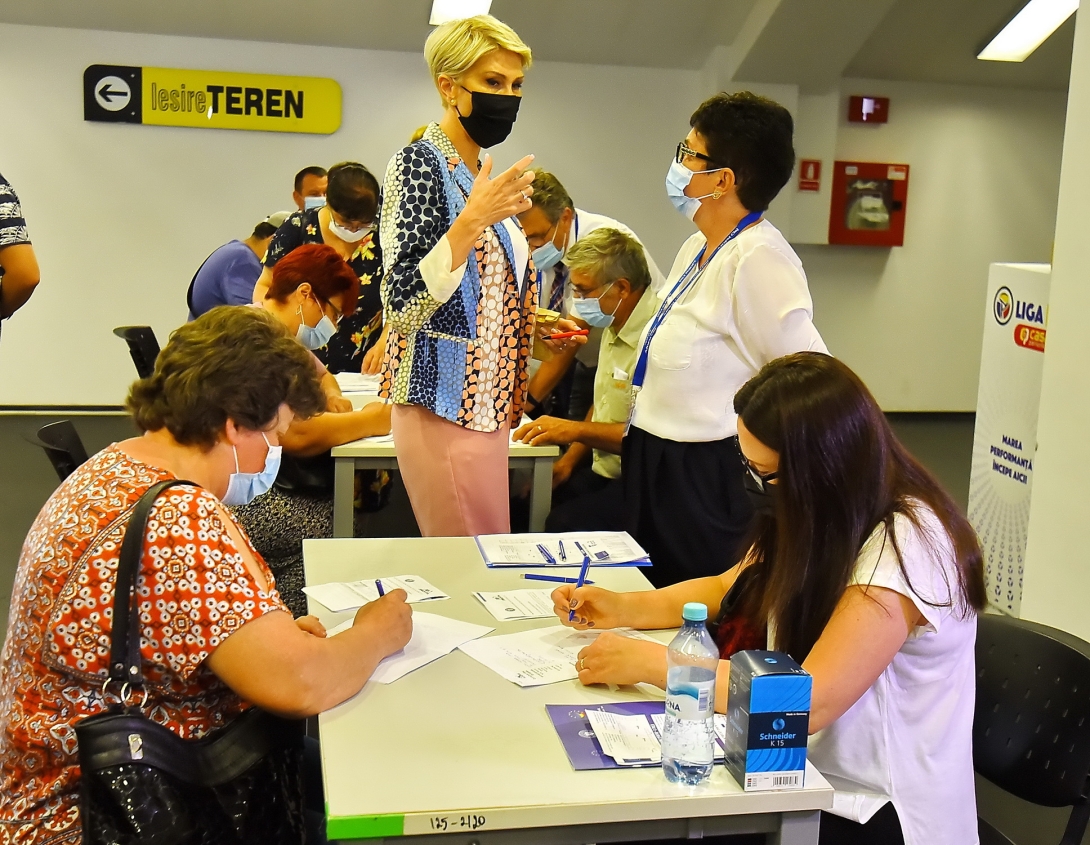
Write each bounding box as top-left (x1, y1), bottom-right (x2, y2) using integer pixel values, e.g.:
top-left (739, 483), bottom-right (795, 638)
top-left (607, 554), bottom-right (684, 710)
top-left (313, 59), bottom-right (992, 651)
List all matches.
top-left (379, 16), bottom-right (548, 536)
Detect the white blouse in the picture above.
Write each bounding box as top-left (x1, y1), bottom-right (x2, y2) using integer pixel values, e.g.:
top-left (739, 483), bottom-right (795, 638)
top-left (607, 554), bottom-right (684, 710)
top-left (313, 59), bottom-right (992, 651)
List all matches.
top-left (630, 219), bottom-right (826, 442)
top-left (807, 508), bottom-right (980, 845)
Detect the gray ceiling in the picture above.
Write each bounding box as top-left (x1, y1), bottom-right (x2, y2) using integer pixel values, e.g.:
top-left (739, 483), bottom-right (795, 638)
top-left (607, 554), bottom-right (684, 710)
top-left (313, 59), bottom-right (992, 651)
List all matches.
top-left (0, 0), bottom-right (1074, 90)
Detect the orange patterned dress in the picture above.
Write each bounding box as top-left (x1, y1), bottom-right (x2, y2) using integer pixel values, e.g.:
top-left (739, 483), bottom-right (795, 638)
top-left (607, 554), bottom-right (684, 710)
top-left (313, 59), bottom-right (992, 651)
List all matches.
top-left (0, 445), bottom-right (288, 845)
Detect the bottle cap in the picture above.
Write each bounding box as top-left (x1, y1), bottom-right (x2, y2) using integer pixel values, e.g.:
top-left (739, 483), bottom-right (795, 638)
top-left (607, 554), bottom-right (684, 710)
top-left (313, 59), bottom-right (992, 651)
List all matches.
top-left (682, 602), bottom-right (708, 622)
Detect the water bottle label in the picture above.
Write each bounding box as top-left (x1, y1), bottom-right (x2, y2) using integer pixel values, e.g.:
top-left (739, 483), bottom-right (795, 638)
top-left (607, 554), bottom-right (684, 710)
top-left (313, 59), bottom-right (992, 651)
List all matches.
top-left (666, 682), bottom-right (714, 721)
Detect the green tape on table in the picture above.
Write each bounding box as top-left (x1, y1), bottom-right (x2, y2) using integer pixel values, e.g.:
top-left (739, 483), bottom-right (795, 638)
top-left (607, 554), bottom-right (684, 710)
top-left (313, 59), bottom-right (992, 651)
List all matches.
top-left (327, 813), bottom-right (405, 840)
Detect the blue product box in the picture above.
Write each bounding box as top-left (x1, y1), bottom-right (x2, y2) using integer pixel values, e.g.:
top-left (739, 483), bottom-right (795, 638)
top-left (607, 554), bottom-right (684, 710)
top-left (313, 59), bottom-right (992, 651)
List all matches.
top-left (724, 650), bottom-right (811, 791)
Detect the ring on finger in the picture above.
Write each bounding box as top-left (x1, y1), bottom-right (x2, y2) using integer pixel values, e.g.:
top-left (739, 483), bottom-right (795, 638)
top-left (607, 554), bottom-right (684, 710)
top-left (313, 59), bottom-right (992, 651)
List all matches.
top-left (579, 657), bottom-right (586, 670)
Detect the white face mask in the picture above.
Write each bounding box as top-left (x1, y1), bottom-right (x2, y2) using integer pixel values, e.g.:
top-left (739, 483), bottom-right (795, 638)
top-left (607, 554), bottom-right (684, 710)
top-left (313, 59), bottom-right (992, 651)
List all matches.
top-left (221, 432), bottom-right (282, 506)
top-left (328, 215), bottom-right (374, 243)
top-left (665, 159), bottom-right (722, 221)
top-left (304, 195), bottom-right (326, 210)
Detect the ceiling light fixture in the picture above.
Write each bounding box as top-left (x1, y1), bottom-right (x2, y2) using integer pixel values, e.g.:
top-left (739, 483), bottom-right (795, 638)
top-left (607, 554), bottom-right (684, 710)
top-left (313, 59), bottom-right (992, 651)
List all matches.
top-left (430, 0), bottom-right (493, 26)
top-left (978, 0), bottom-right (1079, 62)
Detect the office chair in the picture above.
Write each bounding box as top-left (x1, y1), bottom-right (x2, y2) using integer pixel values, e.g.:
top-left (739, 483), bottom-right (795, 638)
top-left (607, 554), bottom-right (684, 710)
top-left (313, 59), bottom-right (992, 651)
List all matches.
top-left (975, 613), bottom-right (1090, 845)
top-left (24, 420), bottom-right (89, 483)
top-left (112, 325), bottom-right (161, 379)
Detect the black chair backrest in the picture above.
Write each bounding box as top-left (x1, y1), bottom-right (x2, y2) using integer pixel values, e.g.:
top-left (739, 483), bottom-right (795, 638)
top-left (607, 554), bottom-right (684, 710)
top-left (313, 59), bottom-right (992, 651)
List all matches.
top-left (975, 613), bottom-right (1090, 808)
top-left (112, 325), bottom-right (161, 379)
top-left (25, 420), bottom-right (89, 482)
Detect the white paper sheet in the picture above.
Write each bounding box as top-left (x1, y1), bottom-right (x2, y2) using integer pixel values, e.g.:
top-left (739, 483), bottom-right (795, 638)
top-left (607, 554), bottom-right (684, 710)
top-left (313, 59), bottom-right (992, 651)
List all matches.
top-left (475, 532), bottom-right (650, 567)
top-left (303, 576), bottom-right (449, 613)
top-left (327, 613), bottom-right (494, 684)
top-left (472, 588), bottom-right (556, 621)
top-left (334, 372), bottom-right (382, 393)
top-left (457, 625), bottom-right (657, 687)
top-left (585, 711), bottom-right (730, 765)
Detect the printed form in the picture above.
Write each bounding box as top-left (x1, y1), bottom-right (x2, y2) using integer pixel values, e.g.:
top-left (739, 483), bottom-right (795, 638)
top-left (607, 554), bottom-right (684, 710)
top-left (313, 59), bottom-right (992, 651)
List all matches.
top-left (457, 626), bottom-right (657, 687)
top-left (303, 575), bottom-right (449, 613)
top-left (327, 613), bottom-right (493, 684)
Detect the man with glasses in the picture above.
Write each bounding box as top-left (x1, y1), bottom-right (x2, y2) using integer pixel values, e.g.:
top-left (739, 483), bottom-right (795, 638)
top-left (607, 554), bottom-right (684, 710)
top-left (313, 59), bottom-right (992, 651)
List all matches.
top-left (512, 228), bottom-right (658, 531)
top-left (517, 169), bottom-right (664, 421)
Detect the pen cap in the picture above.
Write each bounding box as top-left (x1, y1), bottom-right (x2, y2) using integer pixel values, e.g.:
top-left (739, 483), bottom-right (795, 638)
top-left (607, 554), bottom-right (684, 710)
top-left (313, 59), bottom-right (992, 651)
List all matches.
top-left (682, 602), bottom-right (708, 623)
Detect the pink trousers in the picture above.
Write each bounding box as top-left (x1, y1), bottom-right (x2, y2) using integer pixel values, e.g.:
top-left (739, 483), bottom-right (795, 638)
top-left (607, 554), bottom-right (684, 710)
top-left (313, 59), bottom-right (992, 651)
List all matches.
top-left (391, 404), bottom-right (511, 537)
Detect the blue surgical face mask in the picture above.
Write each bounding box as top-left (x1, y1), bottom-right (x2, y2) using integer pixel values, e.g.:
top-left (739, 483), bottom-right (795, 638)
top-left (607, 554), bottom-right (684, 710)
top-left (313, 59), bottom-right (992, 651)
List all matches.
top-left (531, 221), bottom-right (565, 272)
top-left (296, 295), bottom-right (338, 350)
top-left (665, 159), bottom-right (721, 221)
top-left (571, 282), bottom-right (619, 328)
top-left (222, 432), bottom-right (282, 506)
top-left (304, 195), bottom-right (326, 210)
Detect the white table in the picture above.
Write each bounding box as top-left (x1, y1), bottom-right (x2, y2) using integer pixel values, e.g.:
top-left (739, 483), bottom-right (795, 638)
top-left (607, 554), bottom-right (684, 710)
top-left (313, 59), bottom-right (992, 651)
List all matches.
top-left (304, 537), bottom-right (833, 845)
top-left (330, 428), bottom-right (559, 537)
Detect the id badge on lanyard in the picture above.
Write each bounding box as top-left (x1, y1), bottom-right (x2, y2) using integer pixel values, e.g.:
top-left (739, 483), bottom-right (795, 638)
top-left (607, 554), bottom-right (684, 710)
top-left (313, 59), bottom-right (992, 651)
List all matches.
top-left (624, 211), bottom-right (762, 435)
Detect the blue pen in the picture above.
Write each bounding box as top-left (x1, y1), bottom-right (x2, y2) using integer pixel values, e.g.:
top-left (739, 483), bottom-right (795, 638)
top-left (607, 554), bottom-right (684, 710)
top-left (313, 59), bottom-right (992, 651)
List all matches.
top-left (522, 573), bottom-right (595, 585)
top-left (375, 579), bottom-right (385, 597)
top-left (574, 541), bottom-right (588, 559)
top-left (568, 552), bottom-right (592, 621)
top-left (536, 543), bottom-right (557, 564)
top-left (559, 540), bottom-right (567, 561)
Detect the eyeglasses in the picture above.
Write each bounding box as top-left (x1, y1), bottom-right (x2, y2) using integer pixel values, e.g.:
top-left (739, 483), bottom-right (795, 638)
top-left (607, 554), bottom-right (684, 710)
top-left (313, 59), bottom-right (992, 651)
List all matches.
top-left (571, 280), bottom-right (614, 301)
top-left (676, 141), bottom-right (717, 167)
top-left (736, 441), bottom-right (779, 490)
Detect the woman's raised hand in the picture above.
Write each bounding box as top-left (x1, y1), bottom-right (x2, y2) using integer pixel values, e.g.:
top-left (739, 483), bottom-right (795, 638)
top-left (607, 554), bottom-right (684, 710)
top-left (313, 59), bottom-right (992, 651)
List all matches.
top-left (464, 154), bottom-right (536, 230)
top-left (552, 584), bottom-right (631, 631)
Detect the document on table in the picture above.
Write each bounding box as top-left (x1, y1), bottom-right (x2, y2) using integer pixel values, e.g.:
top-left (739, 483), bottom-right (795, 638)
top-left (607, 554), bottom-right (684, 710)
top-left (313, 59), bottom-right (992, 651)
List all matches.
top-left (475, 532), bottom-right (651, 567)
top-left (457, 625), bottom-right (657, 687)
top-left (303, 575), bottom-right (449, 613)
top-left (546, 702), bottom-right (728, 769)
top-left (472, 588), bottom-right (556, 621)
top-left (357, 432), bottom-right (394, 444)
top-left (334, 372), bottom-right (382, 393)
top-left (327, 612), bottom-right (494, 684)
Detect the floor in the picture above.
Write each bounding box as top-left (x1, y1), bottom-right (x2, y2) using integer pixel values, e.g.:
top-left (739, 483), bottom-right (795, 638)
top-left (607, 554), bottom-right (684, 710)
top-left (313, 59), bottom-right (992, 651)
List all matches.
top-left (0, 411), bottom-right (1080, 843)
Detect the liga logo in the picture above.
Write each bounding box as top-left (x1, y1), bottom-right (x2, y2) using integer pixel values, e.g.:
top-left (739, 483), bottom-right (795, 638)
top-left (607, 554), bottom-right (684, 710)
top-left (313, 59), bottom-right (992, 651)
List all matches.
top-left (994, 286), bottom-right (1014, 325)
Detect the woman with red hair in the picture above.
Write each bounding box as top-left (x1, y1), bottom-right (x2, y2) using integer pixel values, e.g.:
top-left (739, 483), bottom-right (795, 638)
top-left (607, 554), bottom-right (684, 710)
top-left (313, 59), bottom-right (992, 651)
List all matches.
top-left (235, 243), bottom-right (392, 615)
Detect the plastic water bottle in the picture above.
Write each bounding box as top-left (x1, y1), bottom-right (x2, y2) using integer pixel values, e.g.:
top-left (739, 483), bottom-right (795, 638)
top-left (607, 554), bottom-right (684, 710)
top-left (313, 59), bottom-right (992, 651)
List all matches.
top-left (662, 602), bottom-right (718, 785)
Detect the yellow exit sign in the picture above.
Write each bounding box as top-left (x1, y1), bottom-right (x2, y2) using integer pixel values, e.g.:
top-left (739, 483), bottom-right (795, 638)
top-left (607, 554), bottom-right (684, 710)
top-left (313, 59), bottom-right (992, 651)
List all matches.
top-left (83, 64), bottom-right (341, 135)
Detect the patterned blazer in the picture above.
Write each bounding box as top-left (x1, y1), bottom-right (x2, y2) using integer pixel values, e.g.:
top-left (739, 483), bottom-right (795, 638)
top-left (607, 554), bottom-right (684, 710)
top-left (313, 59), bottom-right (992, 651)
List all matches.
top-left (378, 123), bottom-right (537, 433)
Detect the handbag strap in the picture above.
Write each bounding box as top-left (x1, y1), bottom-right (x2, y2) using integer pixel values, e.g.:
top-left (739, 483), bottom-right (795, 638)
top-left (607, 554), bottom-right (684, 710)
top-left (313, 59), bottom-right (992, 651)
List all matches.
top-left (108, 479), bottom-right (195, 685)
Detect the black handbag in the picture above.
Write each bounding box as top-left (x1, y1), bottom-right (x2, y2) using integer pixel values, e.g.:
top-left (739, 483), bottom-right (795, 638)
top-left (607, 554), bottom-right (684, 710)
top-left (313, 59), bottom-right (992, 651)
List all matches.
top-left (75, 480), bottom-right (308, 845)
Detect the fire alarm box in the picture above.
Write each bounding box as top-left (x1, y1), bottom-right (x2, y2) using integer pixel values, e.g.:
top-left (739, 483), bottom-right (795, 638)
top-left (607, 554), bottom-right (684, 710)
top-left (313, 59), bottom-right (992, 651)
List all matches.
top-left (828, 161), bottom-right (909, 247)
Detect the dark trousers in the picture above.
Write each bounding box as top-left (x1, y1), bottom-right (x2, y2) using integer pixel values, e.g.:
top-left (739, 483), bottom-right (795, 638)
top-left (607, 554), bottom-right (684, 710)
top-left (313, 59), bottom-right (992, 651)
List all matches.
top-left (820, 803), bottom-right (905, 845)
top-left (567, 361), bottom-right (597, 421)
top-left (622, 427), bottom-right (754, 588)
top-left (545, 466), bottom-right (626, 532)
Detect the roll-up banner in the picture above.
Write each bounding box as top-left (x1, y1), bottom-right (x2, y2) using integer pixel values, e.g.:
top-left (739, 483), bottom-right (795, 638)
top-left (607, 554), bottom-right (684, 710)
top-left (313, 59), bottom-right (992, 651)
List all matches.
top-left (968, 263), bottom-right (1050, 614)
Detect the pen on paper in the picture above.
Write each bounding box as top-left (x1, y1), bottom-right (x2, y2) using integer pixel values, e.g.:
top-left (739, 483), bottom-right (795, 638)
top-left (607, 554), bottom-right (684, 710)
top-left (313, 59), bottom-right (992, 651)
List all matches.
top-left (536, 543), bottom-right (557, 564)
top-left (569, 554), bottom-right (592, 622)
top-left (522, 573), bottom-right (595, 585)
top-left (559, 540), bottom-right (567, 561)
top-left (375, 579), bottom-right (385, 597)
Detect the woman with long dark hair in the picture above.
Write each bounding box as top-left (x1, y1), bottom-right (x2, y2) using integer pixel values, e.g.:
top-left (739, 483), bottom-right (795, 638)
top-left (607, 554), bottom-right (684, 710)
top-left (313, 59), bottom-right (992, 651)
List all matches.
top-left (551, 352), bottom-right (985, 845)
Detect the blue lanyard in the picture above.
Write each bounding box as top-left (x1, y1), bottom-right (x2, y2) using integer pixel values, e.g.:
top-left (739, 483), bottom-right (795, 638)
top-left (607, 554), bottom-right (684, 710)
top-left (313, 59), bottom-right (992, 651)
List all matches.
top-left (631, 211), bottom-right (762, 390)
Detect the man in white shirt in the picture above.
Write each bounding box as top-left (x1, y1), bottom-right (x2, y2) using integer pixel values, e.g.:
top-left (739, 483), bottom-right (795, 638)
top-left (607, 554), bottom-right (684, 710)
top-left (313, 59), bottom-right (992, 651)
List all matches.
top-left (518, 169), bottom-right (664, 420)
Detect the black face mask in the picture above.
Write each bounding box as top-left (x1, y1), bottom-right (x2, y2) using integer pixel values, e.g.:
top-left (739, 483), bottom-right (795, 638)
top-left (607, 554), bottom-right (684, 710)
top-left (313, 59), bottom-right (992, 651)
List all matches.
top-left (456, 88), bottom-right (521, 149)
top-left (743, 470), bottom-right (777, 517)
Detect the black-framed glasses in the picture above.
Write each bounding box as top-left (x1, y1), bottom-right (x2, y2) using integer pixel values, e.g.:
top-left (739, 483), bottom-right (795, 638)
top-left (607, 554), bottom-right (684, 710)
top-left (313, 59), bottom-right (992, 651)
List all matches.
top-left (736, 440), bottom-right (779, 490)
top-left (676, 141), bottom-right (716, 166)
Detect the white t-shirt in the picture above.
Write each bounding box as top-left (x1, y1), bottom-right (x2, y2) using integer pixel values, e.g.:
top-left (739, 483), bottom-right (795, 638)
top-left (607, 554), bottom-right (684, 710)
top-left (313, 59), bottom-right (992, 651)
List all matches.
top-left (631, 219), bottom-right (826, 442)
top-left (807, 507), bottom-right (979, 845)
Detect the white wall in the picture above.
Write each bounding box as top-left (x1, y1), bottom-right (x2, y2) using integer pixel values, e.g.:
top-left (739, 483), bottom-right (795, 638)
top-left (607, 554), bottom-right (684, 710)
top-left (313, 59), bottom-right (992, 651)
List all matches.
top-left (0, 22), bottom-right (1071, 412)
top-left (1019, 8), bottom-right (1090, 638)
top-left (0, 22), bottom-right (701, 406)
top-left (795, 78), bottom-right (1067, 411)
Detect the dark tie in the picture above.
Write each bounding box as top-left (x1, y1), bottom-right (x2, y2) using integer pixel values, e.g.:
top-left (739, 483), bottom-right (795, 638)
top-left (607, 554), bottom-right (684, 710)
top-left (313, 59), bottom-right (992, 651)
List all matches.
top-left (549, 262), bottom-right (568, 313)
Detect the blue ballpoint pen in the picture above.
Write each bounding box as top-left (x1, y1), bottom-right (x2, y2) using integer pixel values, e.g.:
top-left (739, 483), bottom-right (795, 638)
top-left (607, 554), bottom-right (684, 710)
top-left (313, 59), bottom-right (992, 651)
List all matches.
top-left (536, 543), bottom-right (557, 564)
top-left (375, 579), bottom-right (385, 597)
top-left (559, 540), bottom-right (567, 561)
top-left (522, 573), bottom-right (595, 585)
top-left (568, 553), bottom-right (591, 621)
